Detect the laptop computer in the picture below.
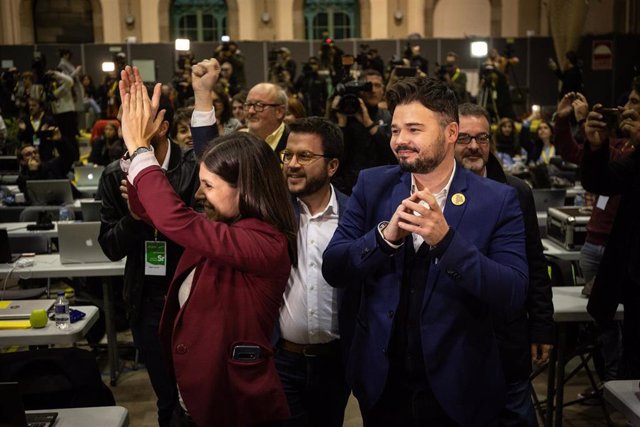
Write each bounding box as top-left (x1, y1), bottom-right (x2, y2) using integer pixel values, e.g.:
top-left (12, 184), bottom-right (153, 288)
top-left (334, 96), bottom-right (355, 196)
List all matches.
top-left (80, 200), bottom-right (102, 222)
top-left (532, 188), bottom-right (567, 212)
top-left (0, 382), bottom-right (58, 427)
top-left (0, 156), bottom-right (19, 174)
top-left (57, 222), bottom-right (109, 264)
top-left (25, 180), bottom-right (73, 206)
top-left (0, 299), bottom-right (55, 320)
top-left (74, 165), bottom-right (104, 187)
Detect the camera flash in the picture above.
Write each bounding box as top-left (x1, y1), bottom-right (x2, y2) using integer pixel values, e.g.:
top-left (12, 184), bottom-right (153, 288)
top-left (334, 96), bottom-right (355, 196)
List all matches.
top-left (175, 38), bottom-right (190, 51)
top-left (101, 62), bottom-right (115, 72)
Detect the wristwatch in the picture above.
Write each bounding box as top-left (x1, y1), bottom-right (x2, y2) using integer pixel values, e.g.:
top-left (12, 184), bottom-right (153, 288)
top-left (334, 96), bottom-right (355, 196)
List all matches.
top-left (129, 146), bottom-right (152, 161)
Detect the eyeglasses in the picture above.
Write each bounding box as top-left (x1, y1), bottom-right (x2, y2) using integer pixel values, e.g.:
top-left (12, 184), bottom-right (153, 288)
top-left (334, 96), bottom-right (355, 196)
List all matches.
top-left (280, 150), bottom-right (332, 165)
top-left (243, 101), bottom-right (282, 112)
top-left (456, 133), bottom-right (491, 145)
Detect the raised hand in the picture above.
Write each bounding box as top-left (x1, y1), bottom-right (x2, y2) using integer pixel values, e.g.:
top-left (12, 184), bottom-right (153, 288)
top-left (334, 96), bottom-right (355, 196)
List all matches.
top-left (192, 58), bottom-right (221, 112)
top-left (584, 104), bottom-right (610, 149)
top-left (121, 81), bottom-right (165, 155)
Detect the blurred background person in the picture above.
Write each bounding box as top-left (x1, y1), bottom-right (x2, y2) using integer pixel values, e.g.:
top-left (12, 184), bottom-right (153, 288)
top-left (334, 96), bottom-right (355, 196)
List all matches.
top-left (294, 57), bottom-right (328, 117)
top-left (212, 84), bottom-right (242, 135)
top-left (231, 91), bottom-right (247, 126)
top-left (284, 96), bottom-right (306, 125)
top-left (88, 121), bottom-right (123, 166)
top-left (549, 50), bottom-right (584, 99)
top-left (170, 107), bottom-right (194, 150)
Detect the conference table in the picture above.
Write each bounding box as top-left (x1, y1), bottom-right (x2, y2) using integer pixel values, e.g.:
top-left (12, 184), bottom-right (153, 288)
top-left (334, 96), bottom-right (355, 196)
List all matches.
top-left (546, 286), bottom-right (624, 427)
top-left (27, 406), bottom-right (129, 427)
top-left (542, 238), bottom-right (581, 262)
top-left (603, 380), bottom-right (640, 426)
top-left (2, 221), bottom-right (59, 239)
top-left (0, 305), bottom-right (99, 347)
top-left (0, 254), bottom-right (125, 385)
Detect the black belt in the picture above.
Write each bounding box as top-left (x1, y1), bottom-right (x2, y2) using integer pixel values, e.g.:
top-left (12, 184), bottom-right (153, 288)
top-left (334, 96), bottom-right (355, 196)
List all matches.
top-left (279, 339), bottom-right (340, 357)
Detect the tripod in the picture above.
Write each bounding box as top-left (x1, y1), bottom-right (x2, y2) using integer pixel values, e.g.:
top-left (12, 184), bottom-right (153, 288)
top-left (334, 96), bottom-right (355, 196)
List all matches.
top-left (478, 73), bottom-right (500, 123)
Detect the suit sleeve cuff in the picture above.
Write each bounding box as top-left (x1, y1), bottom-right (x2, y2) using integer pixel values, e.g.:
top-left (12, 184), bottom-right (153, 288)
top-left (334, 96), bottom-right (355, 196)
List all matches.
top-left (376, 221), bottom-right (404, 254)
top-left (429, 227), bottom-right (454, 258)
top-left (191, 108), bottom-right (217, 127)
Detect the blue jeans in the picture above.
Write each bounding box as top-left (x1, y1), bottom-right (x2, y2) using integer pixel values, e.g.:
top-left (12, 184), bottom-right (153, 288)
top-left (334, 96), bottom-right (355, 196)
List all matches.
top-left (499, 380), bottom-right (537, 427)
top-left (130, 296), bottom-right (177, 427)
top-left (275, 343), bottom-right (350, 427)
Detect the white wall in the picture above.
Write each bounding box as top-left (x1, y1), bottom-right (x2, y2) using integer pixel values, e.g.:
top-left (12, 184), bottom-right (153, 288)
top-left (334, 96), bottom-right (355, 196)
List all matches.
top-left (433, 0), bottom-right (491, 37)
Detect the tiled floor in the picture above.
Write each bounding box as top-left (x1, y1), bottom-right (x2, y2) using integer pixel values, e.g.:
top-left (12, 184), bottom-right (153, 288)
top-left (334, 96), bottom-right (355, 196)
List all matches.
top-left (103, 346), bottom-right (629, 427)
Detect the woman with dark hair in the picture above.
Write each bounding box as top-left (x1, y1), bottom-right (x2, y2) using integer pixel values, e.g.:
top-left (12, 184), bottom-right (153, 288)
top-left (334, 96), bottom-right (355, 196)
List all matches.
top-left (494, 117), bottom-right (527, 172)
top-left (212, 84), bottom-right (242, 135)
top-left (121, 82), bottom-right (297, 426)
top-left (534, 120), bottom-right (556, 164)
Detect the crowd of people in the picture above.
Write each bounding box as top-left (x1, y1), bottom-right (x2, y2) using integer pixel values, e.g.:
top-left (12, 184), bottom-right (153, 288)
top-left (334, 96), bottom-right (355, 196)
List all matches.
top-left (0, 39), bottom-right (638, 427)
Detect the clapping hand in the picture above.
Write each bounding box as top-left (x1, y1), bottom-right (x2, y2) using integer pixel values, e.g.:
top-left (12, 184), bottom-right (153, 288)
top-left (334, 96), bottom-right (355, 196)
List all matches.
top-left (397, 188), bottom-right (449, 246)
top-left (120, 74), bottom-right (165, 155)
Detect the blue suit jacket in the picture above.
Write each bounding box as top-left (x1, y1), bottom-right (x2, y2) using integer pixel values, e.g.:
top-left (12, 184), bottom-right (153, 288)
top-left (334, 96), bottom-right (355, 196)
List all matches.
top-left (322, 164), bottom-right (528, 427)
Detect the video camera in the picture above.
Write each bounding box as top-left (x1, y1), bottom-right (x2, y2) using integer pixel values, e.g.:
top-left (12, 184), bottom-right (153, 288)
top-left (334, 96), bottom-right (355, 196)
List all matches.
top-left (333, 55), bottom-right (372, 115)
top-left (434, 63), bottom-right (449, 80)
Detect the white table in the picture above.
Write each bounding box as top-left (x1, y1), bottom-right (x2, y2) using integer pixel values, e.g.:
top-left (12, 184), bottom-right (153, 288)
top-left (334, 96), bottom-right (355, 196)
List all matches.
top-left (546, 287), bottom-right (624, 426)
top-left (27, 406), bottom-right (129, 427)
top-left (604, 380), bottom-right (640, 426)
top-left (542, 238), bottom-right (581, 262)
top-left (1, 221), bottom-right (59, 238)
top-left (0, 254), bottom-right (126, 385)
top-left (0, 305), bottom-right (99, 346)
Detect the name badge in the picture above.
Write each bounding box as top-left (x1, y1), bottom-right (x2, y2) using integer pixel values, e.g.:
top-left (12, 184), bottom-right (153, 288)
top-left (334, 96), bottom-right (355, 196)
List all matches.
top-left (145, 241), bottom-right (166, 276)
top-left (596, 195), bottom-right (609, 211)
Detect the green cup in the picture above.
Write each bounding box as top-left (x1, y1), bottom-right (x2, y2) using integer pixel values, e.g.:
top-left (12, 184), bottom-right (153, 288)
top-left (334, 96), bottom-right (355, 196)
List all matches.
top-left (29, 309), bottom-right (49, 328)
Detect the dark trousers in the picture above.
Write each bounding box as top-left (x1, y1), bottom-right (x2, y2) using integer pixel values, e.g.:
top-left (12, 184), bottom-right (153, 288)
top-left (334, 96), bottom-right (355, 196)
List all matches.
top-left (170, 405), bottom-right (195, 427)
top-left (362, 380), bottom-right (460, 427)
top-left (53, 111), bottom-right (79, 160)
top-left (130, 296), bottom-right (177, 427)
top-left (275, 344), bottom-right (350, 427)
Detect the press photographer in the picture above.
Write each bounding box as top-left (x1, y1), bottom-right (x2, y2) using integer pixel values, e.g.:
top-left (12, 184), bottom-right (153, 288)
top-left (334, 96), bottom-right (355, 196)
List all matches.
top-left (293, 57), bottom-right (328, 117)
top-left (329, 66), bottom-right (395, 195)
top-left (434, 52), bottom-right (469, 103)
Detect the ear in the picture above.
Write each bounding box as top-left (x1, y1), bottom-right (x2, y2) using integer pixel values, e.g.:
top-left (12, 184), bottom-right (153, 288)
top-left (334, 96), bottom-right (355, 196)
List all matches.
top-left (445, 122), bottom-right (458, 144)
top-left (157, 120), bottom-right (170, 138)
top-left (327, 158), bottom-right (340, 178)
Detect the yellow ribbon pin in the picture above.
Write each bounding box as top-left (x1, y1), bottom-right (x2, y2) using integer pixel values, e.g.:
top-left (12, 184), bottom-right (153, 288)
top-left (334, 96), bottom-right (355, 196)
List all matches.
top-left (451, 193), bottom-right (466, 206)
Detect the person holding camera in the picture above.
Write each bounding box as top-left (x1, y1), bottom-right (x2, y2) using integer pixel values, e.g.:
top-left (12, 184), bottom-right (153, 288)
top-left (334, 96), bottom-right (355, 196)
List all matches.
top-left (581, 79), bottom-right (640, 380)
top-left (441, 52), bottom-right (469, 103)
top-left (330, 69), bottom-right (395, 195)
top-left (294, 57), bottom-right (328, 117)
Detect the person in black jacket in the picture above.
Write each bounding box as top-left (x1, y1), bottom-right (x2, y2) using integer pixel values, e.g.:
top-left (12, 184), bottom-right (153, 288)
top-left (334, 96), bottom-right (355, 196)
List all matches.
top-left (455, 103), bottom-right (554, 426)
top-left (16, 126), bottom-right (75, 197)
top-left (96, 66), bottom-right (208, 427)
top-left (582, 83), bottom-right (640, 379)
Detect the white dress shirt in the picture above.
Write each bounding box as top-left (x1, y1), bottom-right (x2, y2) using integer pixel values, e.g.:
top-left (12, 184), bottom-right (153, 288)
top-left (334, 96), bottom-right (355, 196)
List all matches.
top-left (279, 185), bottom-right (340, 344)
top-left (410, 160), bottom-right (456, 251)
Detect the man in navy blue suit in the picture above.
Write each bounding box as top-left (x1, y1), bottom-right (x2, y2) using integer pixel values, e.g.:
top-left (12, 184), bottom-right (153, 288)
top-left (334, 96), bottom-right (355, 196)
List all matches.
top-left (322, 76), bottom-right (529, 427)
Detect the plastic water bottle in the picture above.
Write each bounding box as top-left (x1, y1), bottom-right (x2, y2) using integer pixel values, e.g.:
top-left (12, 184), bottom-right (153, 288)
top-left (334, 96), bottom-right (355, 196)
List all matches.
top-left (58, 207), bottom-right (73, 222)
top-left (54, 291), bottom-right (70, 330)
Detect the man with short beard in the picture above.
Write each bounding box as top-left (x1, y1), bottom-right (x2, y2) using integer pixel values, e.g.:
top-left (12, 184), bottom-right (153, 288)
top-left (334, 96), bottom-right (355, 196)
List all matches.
top-left (323, 77), bottom-right (528, 426)
top-left (275, 116), bottom-right (350, 427)
top-left (97, 66), bottom-right (204, 427)
top-left (455, 103), bottom-right (553, 427)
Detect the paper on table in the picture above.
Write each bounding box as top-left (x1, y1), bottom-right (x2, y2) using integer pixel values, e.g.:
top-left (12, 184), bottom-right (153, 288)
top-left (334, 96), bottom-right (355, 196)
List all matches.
top-left (0, 320), bottom-right (31, 329)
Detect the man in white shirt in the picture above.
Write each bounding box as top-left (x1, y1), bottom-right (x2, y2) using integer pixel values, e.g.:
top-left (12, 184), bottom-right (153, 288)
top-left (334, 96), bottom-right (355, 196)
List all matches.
top-left (276, 116), bottom-right (350, 427)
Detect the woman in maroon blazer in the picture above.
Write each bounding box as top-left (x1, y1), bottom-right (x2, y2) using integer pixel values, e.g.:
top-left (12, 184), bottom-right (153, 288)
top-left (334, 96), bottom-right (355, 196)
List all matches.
top-left (121, 82), bottom-right (297, 426)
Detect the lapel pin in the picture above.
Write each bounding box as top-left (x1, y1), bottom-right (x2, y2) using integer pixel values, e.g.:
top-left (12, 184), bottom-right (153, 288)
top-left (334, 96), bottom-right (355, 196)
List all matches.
top-left (451, 193), bottom-right (466, 206)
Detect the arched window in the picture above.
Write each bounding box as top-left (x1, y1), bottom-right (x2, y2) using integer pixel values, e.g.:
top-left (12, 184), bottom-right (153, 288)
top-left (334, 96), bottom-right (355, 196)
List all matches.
top-left (172, 0), bottom-right (228, 42)
top-left (33, 0), bottom-right (94, 43)
top-left (304, 0), bottom-right (359, 40)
